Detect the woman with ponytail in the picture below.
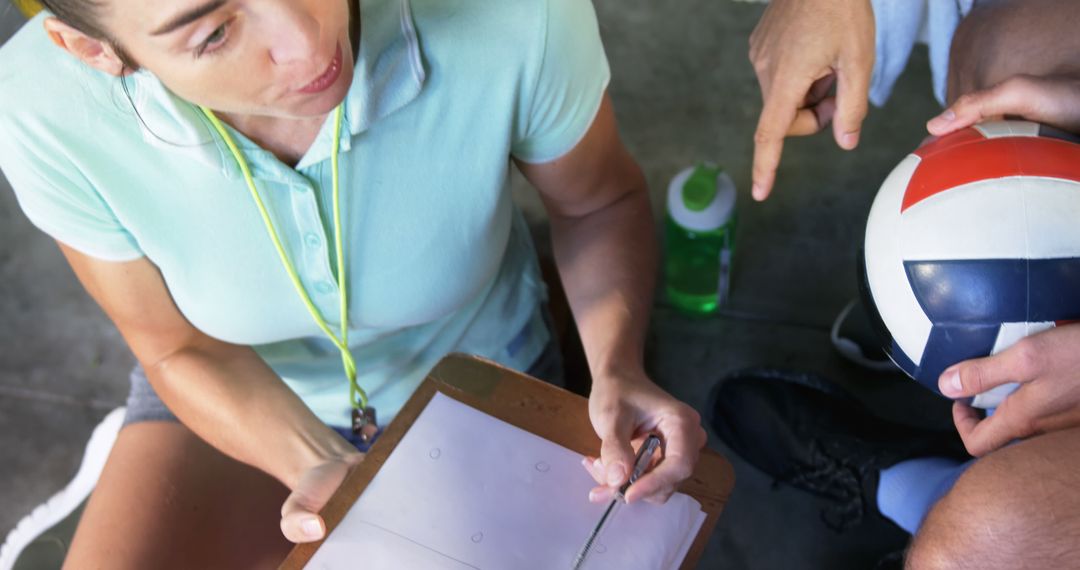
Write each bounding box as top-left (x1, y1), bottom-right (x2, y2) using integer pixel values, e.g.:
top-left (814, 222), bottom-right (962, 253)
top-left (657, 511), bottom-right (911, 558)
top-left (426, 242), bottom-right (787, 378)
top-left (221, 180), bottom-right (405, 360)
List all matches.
top-left (0, 0), bottom-right (705, 566)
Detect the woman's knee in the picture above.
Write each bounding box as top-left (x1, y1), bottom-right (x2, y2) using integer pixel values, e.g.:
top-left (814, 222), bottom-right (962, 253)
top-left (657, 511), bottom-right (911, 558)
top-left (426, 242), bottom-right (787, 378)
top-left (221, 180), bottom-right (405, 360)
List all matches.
top-left (66, 422), bottom-right (292, 569)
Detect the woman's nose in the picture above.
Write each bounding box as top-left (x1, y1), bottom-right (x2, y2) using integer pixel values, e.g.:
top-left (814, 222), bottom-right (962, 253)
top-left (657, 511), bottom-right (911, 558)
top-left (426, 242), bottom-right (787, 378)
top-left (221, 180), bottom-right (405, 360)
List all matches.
top-left (265, 3), bottom-right (321, 65)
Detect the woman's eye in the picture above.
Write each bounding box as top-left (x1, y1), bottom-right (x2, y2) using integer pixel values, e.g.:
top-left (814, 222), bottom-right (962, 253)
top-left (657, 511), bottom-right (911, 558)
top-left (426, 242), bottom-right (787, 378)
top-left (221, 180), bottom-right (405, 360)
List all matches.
top-left (196, 23), bottom-right (230, 58)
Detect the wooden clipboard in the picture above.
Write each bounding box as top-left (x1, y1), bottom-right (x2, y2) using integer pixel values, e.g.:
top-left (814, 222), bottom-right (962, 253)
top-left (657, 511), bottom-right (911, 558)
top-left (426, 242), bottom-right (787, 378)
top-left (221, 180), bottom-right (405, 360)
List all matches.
top-left (280, 353), bottom-right (734, 569)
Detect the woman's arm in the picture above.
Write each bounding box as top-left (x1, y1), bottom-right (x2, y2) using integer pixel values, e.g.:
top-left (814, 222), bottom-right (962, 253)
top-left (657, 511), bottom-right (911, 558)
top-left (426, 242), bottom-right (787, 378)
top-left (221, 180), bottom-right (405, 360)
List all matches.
top-left (515, 93), bottom-right (707, 505)
top-left (58, 243), bottom-right (361, 541)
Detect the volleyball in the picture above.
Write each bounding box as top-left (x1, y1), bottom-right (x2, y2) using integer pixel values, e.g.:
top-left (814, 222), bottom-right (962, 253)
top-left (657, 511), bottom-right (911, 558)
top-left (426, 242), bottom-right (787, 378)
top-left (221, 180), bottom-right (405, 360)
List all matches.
top-left (861, 121), bottom-right (1080, 408)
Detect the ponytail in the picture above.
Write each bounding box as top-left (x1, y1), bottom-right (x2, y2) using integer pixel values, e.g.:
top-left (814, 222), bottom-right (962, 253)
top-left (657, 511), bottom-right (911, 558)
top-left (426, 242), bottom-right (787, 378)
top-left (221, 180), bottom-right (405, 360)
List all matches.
top-left (12, 0), bottom-right (43, 18)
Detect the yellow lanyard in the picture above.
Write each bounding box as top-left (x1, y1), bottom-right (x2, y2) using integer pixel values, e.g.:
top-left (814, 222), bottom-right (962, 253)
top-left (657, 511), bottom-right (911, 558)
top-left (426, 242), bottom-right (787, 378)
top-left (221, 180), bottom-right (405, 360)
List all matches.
top-left (198, 105), bottom-right (370, 420)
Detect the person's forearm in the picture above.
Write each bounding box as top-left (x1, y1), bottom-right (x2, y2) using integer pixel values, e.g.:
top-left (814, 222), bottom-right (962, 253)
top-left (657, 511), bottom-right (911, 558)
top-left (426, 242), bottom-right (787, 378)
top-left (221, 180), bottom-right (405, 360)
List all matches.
top-left (145, 337), bottom-right (357, 489)
top-left (549, 178), bottom-right (657, 384)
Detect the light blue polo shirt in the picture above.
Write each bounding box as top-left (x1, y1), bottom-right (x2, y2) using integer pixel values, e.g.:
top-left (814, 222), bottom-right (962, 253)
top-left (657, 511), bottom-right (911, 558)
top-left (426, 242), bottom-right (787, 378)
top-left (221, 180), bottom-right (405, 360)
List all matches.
top-left (0, 0), bottom-right (610, 426)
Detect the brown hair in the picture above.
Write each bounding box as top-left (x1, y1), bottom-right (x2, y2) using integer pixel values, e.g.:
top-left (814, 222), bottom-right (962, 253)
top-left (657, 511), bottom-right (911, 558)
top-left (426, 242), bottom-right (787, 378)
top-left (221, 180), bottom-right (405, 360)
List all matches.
top-left (38, 0), bottom-right (110, 40)
top-left (19, 0), bottom-right (136, 67)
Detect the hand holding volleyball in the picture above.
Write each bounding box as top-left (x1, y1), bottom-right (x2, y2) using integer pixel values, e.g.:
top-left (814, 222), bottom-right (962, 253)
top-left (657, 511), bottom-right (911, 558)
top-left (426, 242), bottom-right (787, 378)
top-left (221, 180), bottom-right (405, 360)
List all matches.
top-left (937, 324), bottom-right (1080, 456)
top-left (861, 118), bottom-right (1080, 409)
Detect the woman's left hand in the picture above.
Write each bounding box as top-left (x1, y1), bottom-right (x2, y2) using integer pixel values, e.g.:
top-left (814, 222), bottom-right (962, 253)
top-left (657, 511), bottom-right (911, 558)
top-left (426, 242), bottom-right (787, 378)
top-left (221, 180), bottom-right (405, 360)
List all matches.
top-left (581, 370), bottom-right (707, 504)
top-left (938, 324), bottom-right (1080, 457)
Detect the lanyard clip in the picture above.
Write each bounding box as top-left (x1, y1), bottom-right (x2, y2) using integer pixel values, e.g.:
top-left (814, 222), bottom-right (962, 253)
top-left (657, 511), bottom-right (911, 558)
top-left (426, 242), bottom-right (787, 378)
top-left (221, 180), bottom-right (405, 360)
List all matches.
top-left (352, 406), bottom-right (378, 443)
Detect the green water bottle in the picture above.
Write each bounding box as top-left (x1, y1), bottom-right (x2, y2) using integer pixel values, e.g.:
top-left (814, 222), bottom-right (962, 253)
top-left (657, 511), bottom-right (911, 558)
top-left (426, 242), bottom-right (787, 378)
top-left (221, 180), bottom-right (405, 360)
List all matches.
top-left (664, 163), bottom-right (737, 315)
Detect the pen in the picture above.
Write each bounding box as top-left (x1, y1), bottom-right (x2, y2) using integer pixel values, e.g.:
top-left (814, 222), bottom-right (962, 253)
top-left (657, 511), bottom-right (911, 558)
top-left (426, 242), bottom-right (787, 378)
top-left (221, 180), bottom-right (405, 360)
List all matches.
top-left (570, 434), bottom-right (662, 570)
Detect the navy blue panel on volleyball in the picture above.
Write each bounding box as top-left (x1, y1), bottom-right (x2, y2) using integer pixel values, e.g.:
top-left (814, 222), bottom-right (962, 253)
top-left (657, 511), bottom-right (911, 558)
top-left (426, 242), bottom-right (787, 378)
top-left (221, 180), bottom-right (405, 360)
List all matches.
top-left (905, 259), bottom-right (1028, 323)
top-left (901, 257), bottom-right (1080, 391)
top-left (1038, 124), bottom-right (1080, 144)
top-left (1029, 258), bottom-right (1080, 320)
top-left (916, 324), bottom-right (1001, 390)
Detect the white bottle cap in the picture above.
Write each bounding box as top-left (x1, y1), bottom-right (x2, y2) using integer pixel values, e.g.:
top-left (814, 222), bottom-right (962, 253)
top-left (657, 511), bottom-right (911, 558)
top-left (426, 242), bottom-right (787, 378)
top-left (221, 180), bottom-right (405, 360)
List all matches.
top-left (667, 164), bottom-right (736, 232)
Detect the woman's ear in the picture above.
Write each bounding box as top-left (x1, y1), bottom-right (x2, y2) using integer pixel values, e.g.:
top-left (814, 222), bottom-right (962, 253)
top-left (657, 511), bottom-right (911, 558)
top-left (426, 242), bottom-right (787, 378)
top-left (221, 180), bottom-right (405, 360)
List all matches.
top-left (43, 17), bottom-right (128, 76)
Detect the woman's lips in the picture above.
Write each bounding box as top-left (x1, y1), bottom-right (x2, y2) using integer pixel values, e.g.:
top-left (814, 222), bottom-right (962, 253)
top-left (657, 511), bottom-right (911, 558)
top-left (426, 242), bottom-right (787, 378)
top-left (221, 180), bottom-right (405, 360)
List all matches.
top-left (298, 44), bottom-right (343, 94)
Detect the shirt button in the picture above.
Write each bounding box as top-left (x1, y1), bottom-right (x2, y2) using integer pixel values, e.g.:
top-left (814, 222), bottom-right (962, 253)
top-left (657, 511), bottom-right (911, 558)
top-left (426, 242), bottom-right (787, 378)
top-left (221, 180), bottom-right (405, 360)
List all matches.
top-left (304, 232), bottom-right (322, 248)
top-left (315, 281), bottom-right (335, 294)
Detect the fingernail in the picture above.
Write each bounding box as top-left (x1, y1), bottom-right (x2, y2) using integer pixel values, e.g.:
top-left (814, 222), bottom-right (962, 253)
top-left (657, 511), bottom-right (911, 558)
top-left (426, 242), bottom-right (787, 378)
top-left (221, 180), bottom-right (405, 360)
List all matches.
top-left (593, 458), bottom-right (604, 471)
top-left (606, 462), bottom-right (624, 486)
top-left (841, 131), bottom-right (859, 149)
top-left (301, 517), bottom-right (323, 539)
top-left (588, 489), bottom-right (599, 502)
top-left (928, 110), bottom-right (955, 130)
top-left (939, 368), bottom-right (962, 396)
top-left (751, 183), bottom-right (764, 201)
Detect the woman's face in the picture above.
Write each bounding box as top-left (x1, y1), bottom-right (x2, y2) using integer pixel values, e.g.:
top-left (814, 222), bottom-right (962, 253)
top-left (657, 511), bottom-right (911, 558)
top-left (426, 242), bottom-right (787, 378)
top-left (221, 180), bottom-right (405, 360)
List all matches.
top-left (103, 0), bottom-right (354, 119)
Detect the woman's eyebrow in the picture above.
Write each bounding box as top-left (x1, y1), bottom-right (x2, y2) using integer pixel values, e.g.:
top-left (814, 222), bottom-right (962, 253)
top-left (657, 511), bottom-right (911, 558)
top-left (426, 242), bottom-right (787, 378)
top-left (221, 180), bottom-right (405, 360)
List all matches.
top-left (151, 0), bottom-right (227, 36)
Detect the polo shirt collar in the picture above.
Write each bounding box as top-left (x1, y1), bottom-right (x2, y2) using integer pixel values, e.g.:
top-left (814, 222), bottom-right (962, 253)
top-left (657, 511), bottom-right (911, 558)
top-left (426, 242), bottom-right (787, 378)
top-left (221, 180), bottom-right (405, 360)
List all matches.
top-left (297, 0), bottom-right (427, 169)
top-left (126, 0), bottom-right (426, 177)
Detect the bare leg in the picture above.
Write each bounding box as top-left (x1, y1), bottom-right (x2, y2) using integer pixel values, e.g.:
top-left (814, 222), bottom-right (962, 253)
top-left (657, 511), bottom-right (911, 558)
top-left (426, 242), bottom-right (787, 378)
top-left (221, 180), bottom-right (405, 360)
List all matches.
top-left (64, 421), bottom-right (293, 569)
top-left (905, 427), bottom-right (1080, 569)
top-left (946, 0), bottom-right (1080, 104)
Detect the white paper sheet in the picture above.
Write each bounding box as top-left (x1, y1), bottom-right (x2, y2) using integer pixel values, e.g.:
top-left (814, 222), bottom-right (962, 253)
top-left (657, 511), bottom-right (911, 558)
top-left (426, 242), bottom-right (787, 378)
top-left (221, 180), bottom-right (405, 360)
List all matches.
top-left (308, 393), bottom-right (706, 570)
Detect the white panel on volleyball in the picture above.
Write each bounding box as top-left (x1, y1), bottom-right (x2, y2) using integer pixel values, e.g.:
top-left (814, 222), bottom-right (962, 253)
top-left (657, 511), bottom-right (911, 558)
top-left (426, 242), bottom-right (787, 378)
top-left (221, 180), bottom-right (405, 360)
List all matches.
top-left (992, 322), bottom-right (1055, 355)
top-left (900, 178), bottom-right (1027, 261)
top-left (1022, 177), bottom-right (1080, 258)
top-left (974, 120), bottom-right (1040, 139)
top-left (865, 154), bottom-right (933, 364)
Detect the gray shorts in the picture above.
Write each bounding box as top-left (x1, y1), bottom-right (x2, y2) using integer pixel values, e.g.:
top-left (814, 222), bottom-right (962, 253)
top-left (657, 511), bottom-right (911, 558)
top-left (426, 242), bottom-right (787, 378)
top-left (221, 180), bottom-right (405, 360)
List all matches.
top-left (123, 335), bottom-right (565, 429)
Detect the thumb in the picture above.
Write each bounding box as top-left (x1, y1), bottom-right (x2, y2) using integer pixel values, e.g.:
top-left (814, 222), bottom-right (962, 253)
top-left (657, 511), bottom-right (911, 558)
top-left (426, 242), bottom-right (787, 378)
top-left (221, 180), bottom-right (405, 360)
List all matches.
top-left (926, 80), bottom-right (1026, 136)
top-left (938, 341), bottom-right (1038, 399)
top-left (279, 456), bottom-right (360, 543)
top-left (597, 415), bottom-right (636, 488)
top-left (926, 75), bottom-right (1080, 136)
top-left (281, 489), bottom-right (329, 543)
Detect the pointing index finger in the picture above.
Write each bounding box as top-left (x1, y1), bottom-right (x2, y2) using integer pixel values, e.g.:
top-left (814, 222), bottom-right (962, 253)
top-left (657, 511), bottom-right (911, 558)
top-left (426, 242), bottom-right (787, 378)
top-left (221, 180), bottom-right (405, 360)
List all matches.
top-left (753, 74), bottom-right (816, 200)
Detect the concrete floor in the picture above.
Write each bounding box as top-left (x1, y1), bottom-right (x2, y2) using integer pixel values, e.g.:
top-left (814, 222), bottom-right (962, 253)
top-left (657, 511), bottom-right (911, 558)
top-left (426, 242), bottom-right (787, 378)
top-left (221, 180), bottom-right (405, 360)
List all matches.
top-left (1, 1), bottom-right (953, 568)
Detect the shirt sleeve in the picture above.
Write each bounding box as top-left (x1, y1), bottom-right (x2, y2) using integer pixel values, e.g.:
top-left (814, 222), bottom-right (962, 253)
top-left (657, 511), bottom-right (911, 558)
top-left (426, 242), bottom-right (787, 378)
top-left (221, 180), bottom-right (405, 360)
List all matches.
top-left (0, 123), bottom-right (144, 262)
top-left (510, 0), bottom-right (612, 163)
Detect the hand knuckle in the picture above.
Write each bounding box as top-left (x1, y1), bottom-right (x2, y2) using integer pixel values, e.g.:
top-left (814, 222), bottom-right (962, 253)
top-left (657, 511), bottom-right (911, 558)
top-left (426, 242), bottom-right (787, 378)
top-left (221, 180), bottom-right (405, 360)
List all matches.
top-left (954, 93), bottom-right (978, 109)
top-left (681, 405), bottom-right (702, 425)
top-left (751, 57), bottom-right (770, 76)
top-left (1008, 413), bottom-right (1039, 440)
top-left (593, 402), bottom-right (620, 419)
top-left (845, 51), bottom-right (874, 71)
top-left (753, 129), bottom-right (775, 146)
top-left (673, 463), bottom-right (694, 481)
top-left (1012, 337), bottom-right (1042, 375)
top-left (963, 363), bottom-right (987, 393)
top-left (1002, 74), bottom-right (1033, 93)
top-left (748, 35), bottom-right (764, 61)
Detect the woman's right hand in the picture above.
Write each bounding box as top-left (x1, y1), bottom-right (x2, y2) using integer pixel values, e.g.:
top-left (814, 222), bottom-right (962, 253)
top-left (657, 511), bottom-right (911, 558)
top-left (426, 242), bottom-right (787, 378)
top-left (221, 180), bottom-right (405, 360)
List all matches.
top-left (927, 75), bottom-right (1080, 136)
top-left (280, 451), bottom-right (365, 542)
